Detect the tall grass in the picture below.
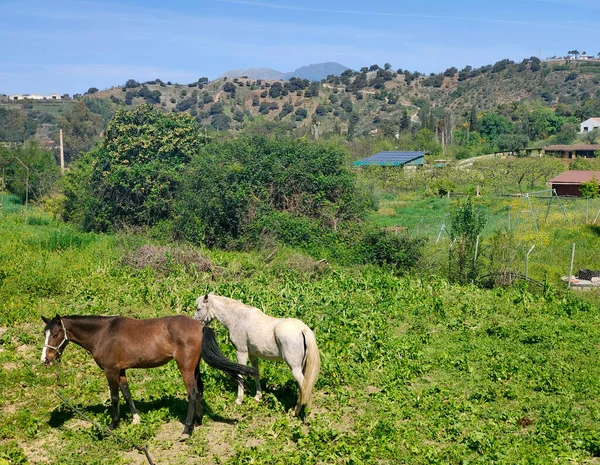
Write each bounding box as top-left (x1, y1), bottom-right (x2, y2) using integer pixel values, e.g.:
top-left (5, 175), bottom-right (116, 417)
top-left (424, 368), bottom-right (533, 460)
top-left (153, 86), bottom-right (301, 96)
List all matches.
top-left (2, 207), bottom-right (600, 464)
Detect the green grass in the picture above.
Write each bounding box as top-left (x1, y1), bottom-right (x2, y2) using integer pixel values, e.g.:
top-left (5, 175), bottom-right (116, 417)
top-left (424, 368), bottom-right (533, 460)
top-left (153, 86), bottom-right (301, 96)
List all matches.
top-left (370, 192), bottom-right (600, 287)
top-left (2, 207), bottom-right (600, 463)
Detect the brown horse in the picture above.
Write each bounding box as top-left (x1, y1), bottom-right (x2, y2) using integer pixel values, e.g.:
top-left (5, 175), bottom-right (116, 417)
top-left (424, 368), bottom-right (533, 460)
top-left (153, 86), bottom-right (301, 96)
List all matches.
top-left (41, 314), bottom-right (257, 439)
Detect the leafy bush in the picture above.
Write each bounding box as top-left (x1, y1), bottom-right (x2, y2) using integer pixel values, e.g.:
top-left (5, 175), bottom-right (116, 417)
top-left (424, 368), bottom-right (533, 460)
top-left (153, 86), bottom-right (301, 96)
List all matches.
top-left (580, 177), bottom-right (600, 198)
top-left (63, 105), bottom-right (209, 231)
top-left (0, 143), bottom-right (61, 202)
top-left (449, 197), bottom-right (487, 284)
top-left (429, 179), bottom-right (458, 197)
top-left (175, 136), bottom-right (369, 247)
top-left (356, 228), bottom-right (425, 270)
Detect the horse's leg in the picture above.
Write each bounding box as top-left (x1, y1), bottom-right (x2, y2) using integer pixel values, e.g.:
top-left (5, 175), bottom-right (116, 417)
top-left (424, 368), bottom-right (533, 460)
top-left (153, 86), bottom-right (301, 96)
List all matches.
top-left (235, 351), bottom-right (249, 405)
top-left (250, 356), bottom-right (262, 402)
top-left (290, 364), bottom-right (305, 416)
top-left (278, 337), bottom-right (306, 416)
top-left (179, 366), bottom-right (199, 440)
top-left (119, 370), bottom-right (140, 425)
top-left (194, 366), bottom-right (204, 426)
top-left (105, 370), bottom-right (121, 429)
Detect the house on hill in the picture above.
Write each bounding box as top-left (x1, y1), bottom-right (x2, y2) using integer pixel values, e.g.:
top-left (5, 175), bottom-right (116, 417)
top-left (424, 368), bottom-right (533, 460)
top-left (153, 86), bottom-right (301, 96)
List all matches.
top-left (580, 118), bottom-right (600, 133)
top-left (548, 170), bottom-right (600, 196)
top-left (353, 151), bottom-right (426, 167)
top-left (543, 144), bottom-right (600, 158)
top-left (8, 94), bottom-right (62, 101)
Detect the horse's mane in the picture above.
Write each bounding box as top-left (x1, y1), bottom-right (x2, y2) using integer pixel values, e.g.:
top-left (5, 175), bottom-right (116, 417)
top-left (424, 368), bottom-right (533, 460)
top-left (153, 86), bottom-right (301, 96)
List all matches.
top-left (213, 295), bottom-right (262, 313)
top-left (45, 315), bottom-right (119, 331)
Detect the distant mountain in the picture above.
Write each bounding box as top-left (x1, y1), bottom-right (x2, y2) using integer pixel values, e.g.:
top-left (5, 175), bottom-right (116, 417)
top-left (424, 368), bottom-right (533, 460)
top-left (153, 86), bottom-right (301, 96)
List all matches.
top-left (220, 62), bottom-right (351, 81)
top-left (284, 62), bottom-right (352, 81)
top-left (220, 68), bottom-right (285, 80)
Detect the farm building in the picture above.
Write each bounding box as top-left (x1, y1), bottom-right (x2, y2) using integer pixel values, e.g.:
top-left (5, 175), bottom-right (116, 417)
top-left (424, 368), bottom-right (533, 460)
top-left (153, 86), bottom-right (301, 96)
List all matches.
top-left (580, 118), bottom-right (600, 133)
top-left (543, 144), bottom-right (600, 158)
top-left (8, 94), bottom-right (62, 101)
top-left (353, 151), bottom-right (426, 167)
top-left (547, 170), bottom-right (600, 196)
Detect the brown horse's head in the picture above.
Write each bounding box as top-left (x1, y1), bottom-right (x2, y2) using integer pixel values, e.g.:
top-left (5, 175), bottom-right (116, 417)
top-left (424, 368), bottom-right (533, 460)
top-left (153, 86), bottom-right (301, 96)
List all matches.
top-left (41, 315), bottom-right (69, 365)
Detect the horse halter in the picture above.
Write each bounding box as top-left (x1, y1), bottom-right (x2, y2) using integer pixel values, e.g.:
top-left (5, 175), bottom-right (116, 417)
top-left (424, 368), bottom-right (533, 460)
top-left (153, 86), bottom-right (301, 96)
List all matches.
top-left (195, 301), bottom-right (213, 325)
top-left (45, 319), bottom-right (69, 356)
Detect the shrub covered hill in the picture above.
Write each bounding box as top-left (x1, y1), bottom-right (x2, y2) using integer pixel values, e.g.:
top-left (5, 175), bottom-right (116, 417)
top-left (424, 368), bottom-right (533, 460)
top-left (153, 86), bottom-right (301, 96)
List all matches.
top-left (2, 57), bottom-right (600, 146)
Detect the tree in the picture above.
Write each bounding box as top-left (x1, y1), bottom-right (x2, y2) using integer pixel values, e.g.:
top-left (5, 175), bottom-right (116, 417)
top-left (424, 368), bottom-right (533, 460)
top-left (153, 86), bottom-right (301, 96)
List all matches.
top-left (63, 105), bottom-right (209, 231)
top-left (86, 87), bottom-right (99, 94)
top-left (398, 109), bottom-right (410, 131)
top-left (174, 136), bottom-right (366, 247)
top-left (0, 108), bottom-right (34, 142)
top-left (469, 106), bottom-right (478, 132)
top-left (223, 82), bottom-right (236, 95)
top-left (496, 134), bottom-right (529, 154)
top-left (56, 102), bottom-right (105, 163)
top-left (449, 197), bottom-right (486, 284)
top-left (268, 82), bottom-right (284, 98)
top-left (580, 177), bottom-right (600, 198)
top-left (478, 113), bottom-right (512, 143)
top-left (0, 142), bottom-right (60, 202)
top-left (211, 113), bottom-right (231, 130)
top-left (443, 67), bottom-right (458, 77)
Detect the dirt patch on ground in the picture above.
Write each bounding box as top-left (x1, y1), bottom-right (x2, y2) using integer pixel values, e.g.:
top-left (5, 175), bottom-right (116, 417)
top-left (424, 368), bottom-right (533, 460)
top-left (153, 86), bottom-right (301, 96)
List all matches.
top-left (20, 431), bottom-right (61, 464)
top-left (17, 344), bottom-right (33, 355)
top-left (121, 418), bottom-right (242, 465)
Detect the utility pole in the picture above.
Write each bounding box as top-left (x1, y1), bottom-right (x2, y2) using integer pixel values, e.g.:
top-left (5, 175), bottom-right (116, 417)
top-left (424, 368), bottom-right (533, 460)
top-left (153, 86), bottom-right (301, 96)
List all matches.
top-left (59, 129), bottom-right (65, 174)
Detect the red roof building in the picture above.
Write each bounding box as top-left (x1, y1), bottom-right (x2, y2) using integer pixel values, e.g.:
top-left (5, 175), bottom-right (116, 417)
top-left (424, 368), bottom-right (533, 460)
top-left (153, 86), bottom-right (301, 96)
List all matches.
top-left (548, 170), bottom-right (600, 196)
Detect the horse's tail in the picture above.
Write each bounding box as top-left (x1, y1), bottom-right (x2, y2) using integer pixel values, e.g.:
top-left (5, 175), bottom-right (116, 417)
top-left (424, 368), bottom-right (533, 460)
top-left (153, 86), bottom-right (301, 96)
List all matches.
top-left (201, 326), bottom-right (257, 378)
top-left (299, 327), bottom-right (320, 410)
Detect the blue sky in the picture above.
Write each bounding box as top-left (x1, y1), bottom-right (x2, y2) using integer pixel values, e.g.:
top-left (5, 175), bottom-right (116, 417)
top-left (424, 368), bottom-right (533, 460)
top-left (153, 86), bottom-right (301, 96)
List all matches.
top-left (1, 0), bottom-right (599, 95)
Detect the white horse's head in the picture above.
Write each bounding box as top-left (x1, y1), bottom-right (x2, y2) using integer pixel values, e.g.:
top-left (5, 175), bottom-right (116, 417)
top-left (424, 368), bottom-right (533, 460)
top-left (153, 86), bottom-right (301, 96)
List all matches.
top-left (194, 293), bottom-right (214, 324)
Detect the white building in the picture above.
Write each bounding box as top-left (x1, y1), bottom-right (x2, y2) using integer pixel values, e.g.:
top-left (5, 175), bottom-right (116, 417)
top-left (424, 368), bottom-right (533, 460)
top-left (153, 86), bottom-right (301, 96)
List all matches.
top-left (580, 117), bottom-right (600, 133)
top-left (8, 94), bottom-right (62, 101)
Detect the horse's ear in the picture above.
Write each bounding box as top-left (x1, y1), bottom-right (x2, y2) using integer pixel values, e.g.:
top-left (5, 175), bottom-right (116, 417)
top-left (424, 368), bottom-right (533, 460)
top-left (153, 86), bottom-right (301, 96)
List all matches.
top-left (55, 314), bottom-right (62, 321)
top-left (42, 316), bottom-right (50, 324)
top-left (204, 294), bottom-right (209, 302)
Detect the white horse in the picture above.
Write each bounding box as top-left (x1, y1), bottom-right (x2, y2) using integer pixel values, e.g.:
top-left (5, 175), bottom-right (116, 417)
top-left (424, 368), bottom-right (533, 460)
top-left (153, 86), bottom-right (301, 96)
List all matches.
top-left (194, 293), bottom-right (320, 415)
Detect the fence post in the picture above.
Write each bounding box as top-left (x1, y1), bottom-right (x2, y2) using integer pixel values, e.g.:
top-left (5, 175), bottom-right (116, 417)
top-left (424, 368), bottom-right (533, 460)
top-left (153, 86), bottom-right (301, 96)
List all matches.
top-left (525, 244), bottom-right (535, 281)
top-left (568, 243), bottom-right (576, 291)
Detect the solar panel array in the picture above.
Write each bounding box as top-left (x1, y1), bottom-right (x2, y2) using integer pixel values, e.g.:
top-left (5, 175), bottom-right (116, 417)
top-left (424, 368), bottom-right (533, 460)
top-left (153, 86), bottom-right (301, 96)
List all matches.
top-left (353, 151), bottom-right (427, 166)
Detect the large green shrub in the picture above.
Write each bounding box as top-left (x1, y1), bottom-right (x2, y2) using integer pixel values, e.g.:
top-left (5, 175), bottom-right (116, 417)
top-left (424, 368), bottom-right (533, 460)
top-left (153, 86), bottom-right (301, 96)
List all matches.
top-left (0, 143), bottom-right (61, 202)
top-left (449, 197), bottom-right (487, 284)
top-left (63, 105), bottom-right (209, 231)
top-left (356, 227), bottom-right (426, 271)
top-left (175, 136), bottom-right (371, 247)
top-left (580, 177), bottom-right (600, 198)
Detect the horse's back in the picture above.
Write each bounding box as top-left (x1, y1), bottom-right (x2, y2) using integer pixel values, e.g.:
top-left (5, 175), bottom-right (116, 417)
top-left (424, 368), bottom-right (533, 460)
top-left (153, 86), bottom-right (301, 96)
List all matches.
top-left (244, 318), bottom-right (312, 361)
top-left (100, 315), bottom-right (204, 369)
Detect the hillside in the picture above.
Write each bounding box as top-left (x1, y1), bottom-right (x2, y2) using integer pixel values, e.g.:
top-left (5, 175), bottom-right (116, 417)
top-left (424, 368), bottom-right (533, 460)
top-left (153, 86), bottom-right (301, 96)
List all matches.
top-left (2, 57), bottom-right (600, 150)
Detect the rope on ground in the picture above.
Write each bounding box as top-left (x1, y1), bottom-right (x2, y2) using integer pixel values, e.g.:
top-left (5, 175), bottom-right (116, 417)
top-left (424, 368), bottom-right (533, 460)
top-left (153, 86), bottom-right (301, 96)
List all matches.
top-left (54, 361), bottom-right (155, 465)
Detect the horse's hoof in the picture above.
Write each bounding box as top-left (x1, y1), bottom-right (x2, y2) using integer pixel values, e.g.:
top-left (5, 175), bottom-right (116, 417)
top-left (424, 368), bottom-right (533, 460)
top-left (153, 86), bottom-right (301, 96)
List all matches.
top-left (235, 399), bottom-right (243, 406)
top-left (132, 414), bottom-right (141, 425)
top-left (179, 433), bottom-right (191, 442)
top-left (253, 395), bottom-right (262, 402)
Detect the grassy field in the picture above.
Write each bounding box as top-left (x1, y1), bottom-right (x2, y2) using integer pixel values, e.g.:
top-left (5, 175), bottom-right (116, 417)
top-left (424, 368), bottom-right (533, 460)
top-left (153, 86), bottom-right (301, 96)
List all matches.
top-left (371, 192), bottom-right (600, 287)
top-left (2, 197), bottom-right (600, 464)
